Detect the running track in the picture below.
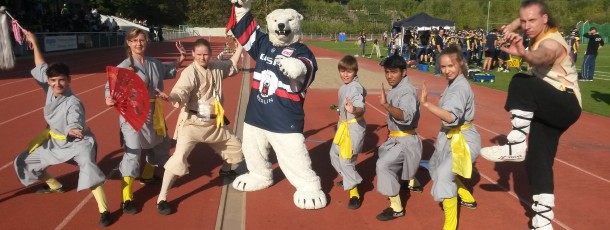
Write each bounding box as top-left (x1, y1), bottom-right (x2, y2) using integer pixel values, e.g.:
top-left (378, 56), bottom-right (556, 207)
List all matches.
top-left (0, 37), bottom-right (608, 230)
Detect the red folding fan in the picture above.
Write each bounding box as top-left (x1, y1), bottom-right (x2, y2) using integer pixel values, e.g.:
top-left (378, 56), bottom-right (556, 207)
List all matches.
top-left (106, 66), bottom-right (149, 131)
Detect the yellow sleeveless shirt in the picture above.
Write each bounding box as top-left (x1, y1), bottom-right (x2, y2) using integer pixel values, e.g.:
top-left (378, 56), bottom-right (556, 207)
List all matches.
top-left (530, 29), bottom-right (582, 107)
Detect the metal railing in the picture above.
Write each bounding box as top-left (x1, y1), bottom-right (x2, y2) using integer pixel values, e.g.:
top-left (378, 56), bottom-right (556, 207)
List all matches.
top-left (162, 29), bottom-right (196, 41)
top-left (13, 28), bottom-right (199, 56)
top-left (13, 32), bottom-right (126, 56)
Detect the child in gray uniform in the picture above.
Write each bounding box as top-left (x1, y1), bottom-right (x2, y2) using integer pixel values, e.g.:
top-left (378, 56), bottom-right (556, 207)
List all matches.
top-left (375, 55), bottom-right (423, 221)
top-left (14, 32), bottom-right (111, 227)
top-left (420, 45), bottom-right (480, 230)
top-left (330, 55), bottom-right (366, 209)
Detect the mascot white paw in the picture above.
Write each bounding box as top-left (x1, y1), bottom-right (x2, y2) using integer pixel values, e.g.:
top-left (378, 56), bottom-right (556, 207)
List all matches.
top-left (232, 173), bottom-right (273, 192)
top-left (294, 190), bottom-right (327, 210)
top-left (275, 55), bottom-right (306, 80)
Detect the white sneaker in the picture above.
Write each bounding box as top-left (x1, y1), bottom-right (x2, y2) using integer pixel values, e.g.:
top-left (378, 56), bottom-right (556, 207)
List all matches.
top-left (480, 141), bottom-right (527, 162)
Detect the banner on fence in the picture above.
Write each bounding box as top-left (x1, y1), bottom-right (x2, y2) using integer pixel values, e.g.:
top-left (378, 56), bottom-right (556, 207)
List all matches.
top-left (44, 35), bottom-right (78, 52)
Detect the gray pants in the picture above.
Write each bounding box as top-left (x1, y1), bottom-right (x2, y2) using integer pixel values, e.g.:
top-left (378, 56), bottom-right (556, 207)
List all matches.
top-left (329, 144), bottom-right (362, 190)
top-left (376, 136), bottom-right (422, 196)
top-left (14, 146), bottom-right (105, 192)
top-left (120, 130), bottom-right (171, 178)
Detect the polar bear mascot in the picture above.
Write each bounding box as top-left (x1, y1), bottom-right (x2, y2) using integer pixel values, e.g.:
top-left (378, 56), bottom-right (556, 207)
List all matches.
top-left (226, 0), bottom-right (327, 209)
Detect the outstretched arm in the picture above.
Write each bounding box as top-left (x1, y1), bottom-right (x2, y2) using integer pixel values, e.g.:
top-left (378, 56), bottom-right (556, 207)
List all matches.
top-left (501, 32), bottom-right (562, 67)
top-left (25, 31), bottom-right (44, 66)
top-left (230, 42), bottom-right (243, 67)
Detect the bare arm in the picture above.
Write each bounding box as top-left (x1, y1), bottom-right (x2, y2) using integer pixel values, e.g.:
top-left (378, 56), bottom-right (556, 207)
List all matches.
top-left (230, 42), bottom-right (243, 67)
top-left (25, 31), bottom-right (44, 66)
top-left (501, 32), bottom-right (562, 67)
top-left (522, 40), bottom-right (562, 66)
top-left (420, 82), bottom-right (453, 123)
top-left (175, 41), bottom-right (187, 68)
top-left (501, 18), bottom-right (521, 34)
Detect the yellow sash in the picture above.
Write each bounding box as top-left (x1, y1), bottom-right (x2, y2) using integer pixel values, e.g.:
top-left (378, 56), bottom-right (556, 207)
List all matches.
top-left (151, 99), bottom-right (166, 137)
top-left (389, 130), bottom-right (415, 137)
top-left (445, 123), bottom-right (473, 178)
top-left (332, 117), bottom-right (363, 159)
top-left (214, 99), bottom-right (225, 128)
top-left (28, 129), bottom-right (66, 153)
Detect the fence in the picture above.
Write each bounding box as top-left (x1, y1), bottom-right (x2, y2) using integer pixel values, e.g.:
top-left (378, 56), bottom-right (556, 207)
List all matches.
top-left (579, 22), bottom-right (610, 45)
top-left (13, 27), bottom-right (199, 57)
top-left (163, 27), bottom-right (199, 41)
top-left (302, 33), bottom-right (384, 41)
top-left (13, 32), bottom-right (126, 57)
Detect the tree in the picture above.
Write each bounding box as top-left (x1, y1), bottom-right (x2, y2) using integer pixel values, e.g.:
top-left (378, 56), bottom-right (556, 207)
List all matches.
top-left (93, 0), bottom-right (187, 26)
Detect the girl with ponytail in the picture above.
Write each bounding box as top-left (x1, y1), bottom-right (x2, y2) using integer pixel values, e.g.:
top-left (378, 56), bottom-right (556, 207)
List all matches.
top-left (104, 28), bottom-right (186, 214)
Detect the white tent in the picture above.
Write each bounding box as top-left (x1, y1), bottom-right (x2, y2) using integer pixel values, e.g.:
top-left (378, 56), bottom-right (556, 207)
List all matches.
top-left (100, 15), bottom-right (149, 33)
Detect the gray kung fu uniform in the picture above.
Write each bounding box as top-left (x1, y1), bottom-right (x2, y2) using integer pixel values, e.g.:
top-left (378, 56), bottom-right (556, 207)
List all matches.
top-left (104, 57), bottom-right (178, 178)
top-left (376, 77), bottom-right (423, 196)
top-left (15, 64), bottom-right (105, 191)
top-left (329, 76), bottom-right (366, 190)
top-left (429, 74), bottom-right (481, 202)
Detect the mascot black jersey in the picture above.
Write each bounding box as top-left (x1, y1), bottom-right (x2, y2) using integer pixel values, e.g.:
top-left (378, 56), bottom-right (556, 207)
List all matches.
top-left (231, 12), bottom-right (317, 133)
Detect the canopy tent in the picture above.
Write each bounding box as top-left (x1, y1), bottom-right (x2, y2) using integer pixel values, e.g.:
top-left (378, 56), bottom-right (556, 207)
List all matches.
top-left (388, 13), bottom-right (455, 58)
top-left (392, 13), bottom-right (455, 31)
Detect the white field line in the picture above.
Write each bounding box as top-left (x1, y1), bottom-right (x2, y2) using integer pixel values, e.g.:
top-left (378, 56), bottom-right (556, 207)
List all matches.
top-left (54, 109), bottom-right (178, 229)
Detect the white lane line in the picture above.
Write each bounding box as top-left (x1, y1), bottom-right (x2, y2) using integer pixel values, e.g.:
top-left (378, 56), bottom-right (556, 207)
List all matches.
top-left (54, 110), bottom-right (178, 229)
top-left (0, 161), bottom-right (12, 171)
top-left (364, 101), bottom-right (579, 230)
top-left (0, 78), bottom-right (31, 87)
top-left (555, 158), bottom-right (610, 183)
top-left (54, 168), bottom-right (119, 230)
top-left (0, 84), bottom-right (105, 127)
top-left (0, 107), bottom-right (43, 126)
top-left (0, 103), bottom-right (113, 173)
top-left (471, 123), bottom-right (610, 184)
top-left (0, 88), bottom-right (39, 102)
top-left (477, 172), bottom-right (573, 230)
top-left (0, 73), bottom-right (99, 102)
top-left (0, 72), bottom-right (96, 89)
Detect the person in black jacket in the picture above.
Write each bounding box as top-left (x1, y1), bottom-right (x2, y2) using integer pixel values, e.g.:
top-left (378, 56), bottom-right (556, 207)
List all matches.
top-left (581, 26), bottom-right (604, 81)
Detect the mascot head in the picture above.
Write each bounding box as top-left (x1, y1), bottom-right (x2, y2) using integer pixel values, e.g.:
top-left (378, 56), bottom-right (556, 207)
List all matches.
top-left (266, 9), bottom-right (303, 47)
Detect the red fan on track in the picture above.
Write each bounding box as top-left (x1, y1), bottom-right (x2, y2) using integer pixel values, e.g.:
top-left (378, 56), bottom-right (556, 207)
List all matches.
top-left (106, 66), bottom-right (149, 131)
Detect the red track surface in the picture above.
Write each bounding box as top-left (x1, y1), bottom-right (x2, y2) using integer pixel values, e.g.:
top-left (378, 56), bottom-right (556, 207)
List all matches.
top-left (0, 38), bottom-right (608, 230)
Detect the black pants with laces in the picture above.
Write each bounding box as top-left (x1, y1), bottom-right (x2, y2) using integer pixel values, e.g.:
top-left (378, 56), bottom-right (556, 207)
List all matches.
top-left (504, 73), bottom-right (581, 195)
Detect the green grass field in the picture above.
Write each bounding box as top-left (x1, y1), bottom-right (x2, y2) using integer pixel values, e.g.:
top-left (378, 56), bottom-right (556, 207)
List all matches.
top-left (305, 40), bottom-right (610, 117)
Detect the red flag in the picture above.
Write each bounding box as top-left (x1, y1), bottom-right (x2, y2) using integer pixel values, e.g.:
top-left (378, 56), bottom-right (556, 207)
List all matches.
top-left (106, 66), bottom-right (149, 131)
top-left (226, 4), bottom-right (236, 34)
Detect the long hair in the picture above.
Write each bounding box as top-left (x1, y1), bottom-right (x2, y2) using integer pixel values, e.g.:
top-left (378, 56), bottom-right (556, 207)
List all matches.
top-left (125, 28), bottom-right (149, 71)
top-left (439, 45), bottom-right (468, 76)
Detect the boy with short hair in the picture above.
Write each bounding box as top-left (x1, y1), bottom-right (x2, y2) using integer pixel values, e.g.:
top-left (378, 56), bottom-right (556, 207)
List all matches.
top-left (14, 32), bottom-right (111, 227)
top-left (375, 55), bottom-right (423, 221)
top-left (330, 55), bottom-right (366, 209)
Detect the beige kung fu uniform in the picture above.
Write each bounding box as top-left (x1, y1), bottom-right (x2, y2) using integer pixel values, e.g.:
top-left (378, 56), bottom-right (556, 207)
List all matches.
top-left (164, 62), bottom-right (244, 176)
